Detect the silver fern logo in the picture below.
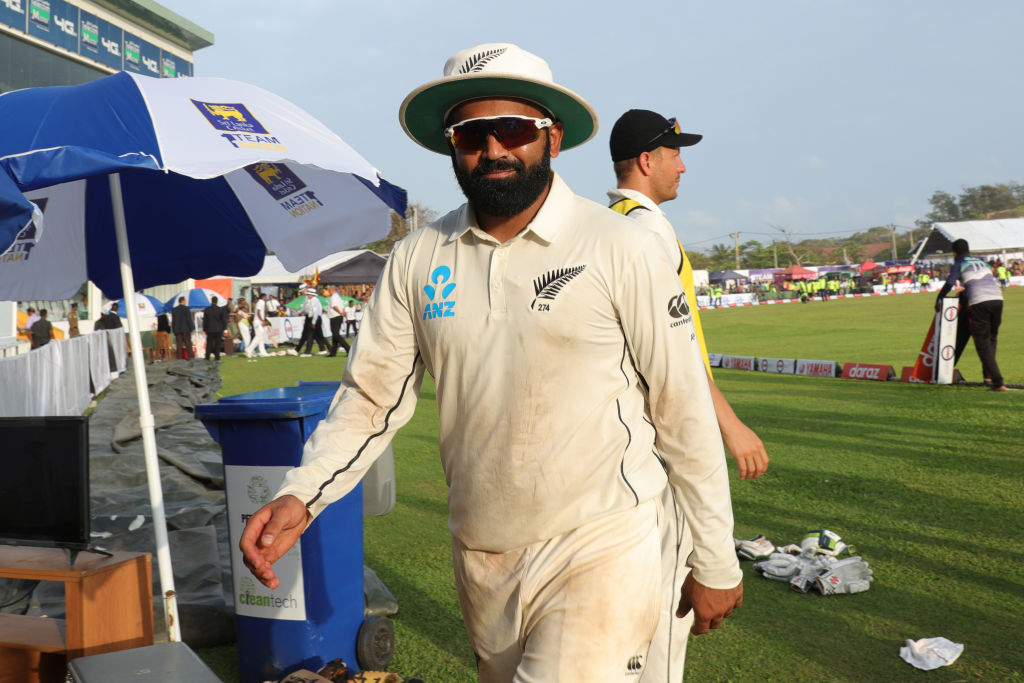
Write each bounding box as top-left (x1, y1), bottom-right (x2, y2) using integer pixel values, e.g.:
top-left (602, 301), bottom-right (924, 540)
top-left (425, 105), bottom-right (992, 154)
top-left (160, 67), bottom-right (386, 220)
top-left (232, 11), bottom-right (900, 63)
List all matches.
top-left (457, 47), bottom-right (507, 74)
top-left (532, 266), bottom-right (586, 310)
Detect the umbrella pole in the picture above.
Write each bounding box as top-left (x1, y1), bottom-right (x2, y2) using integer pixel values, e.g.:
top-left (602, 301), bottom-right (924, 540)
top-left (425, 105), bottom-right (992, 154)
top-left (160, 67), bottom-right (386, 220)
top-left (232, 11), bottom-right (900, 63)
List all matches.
top-left (109, 173), bottom-right (182, 642)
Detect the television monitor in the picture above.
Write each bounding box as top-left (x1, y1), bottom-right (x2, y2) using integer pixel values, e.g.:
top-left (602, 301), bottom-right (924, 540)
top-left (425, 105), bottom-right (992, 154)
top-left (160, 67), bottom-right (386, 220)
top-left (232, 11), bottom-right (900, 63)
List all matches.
top-left (0, 416), bottom-right (90, 552)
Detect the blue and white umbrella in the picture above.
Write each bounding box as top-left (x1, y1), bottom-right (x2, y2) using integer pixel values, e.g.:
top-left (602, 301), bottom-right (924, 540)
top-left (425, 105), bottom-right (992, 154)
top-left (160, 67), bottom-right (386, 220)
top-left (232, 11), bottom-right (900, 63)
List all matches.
top-left (0, 71), bottom-right (407, 641)
top-left (0, 71), bottom-right (405, 301)
top-left (164, 288), bottom-right (229, 311)
top-left (106, 293), bottom-right (167, 317)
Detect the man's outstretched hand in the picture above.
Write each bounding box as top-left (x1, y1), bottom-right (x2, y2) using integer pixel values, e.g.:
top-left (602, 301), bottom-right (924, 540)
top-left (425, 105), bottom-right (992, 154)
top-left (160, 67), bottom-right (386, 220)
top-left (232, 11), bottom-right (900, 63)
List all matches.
top-left (239, 494), bottom-right (310, 590)
top-left (676, 572), bottom-right (743, 635)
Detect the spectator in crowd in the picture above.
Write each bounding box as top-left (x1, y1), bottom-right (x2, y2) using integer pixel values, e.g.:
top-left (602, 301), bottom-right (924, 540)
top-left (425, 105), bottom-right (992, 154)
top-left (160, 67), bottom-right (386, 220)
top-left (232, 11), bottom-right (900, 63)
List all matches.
top-left (155, 310), bottom-right (172, 360)
top-left (344, 299), bottom-right (358, 337)
top-left (202, 296), bottom-right (228, 361)
top-left (19, 306), bottom-right (39, 336)
top-left (298, 289), bottom-right (327, 356)
top-left (267, 294), bottom-right (281, 317)
top-left (996, 262), bottom-right (1009, 288)
top-left (68, 302), bottom-right (80, 338)
top-left (171, 296), bottom-right (194, 360)
top-left (30, 309), bottom-right (54, 349)
top-left (95, 303), bottom-right (123, 330)
top-left (253, 293), bottom-right (272, 354)
top-left (236, 298), bottom-right (255, 360)
top-left (326, 285), bottom-right (350, 357)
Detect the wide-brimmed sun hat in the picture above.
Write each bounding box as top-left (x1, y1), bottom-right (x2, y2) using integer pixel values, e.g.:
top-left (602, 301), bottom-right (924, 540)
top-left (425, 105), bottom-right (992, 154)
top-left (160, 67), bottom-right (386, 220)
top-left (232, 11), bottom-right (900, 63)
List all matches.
top-left (400, 43), bottom-right (598, 155)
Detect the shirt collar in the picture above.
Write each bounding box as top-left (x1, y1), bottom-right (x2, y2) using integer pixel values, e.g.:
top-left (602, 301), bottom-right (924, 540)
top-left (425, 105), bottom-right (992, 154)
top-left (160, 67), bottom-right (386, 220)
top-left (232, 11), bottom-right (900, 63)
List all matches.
top-left (606, 187), bottom-right (664, 216)
top-left (446, 172), bottom-right (574, 245)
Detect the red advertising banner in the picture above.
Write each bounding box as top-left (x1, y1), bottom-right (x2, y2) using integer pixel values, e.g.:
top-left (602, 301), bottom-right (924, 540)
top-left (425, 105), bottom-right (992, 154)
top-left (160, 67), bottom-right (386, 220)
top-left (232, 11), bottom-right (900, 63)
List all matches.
top-left (905, 317), bottom-right (937, 383)
top-left (842, 363), bottom-right (896, 381)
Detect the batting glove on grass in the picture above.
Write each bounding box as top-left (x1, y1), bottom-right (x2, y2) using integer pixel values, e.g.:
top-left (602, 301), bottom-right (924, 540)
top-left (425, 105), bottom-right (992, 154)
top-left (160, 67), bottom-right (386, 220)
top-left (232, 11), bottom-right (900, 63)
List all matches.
top-left (755, 552), bottom-right (830, 583)
top-left (735, 535), bottom-right (775, 561)
top-left (815, 556), bottom-right (873, 595)
top-left (800, 529), bottom-right (854, 557)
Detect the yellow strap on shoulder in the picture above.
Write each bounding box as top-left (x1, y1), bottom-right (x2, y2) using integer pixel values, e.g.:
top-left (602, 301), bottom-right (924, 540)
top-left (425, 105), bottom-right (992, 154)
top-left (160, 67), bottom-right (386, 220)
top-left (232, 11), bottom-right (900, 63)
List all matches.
top-left (678, 240), bottom-right (712, 379)
top-left (609, 198), bottom-right (648, 217)
top-left (610, 198), bottom-right (712, 378)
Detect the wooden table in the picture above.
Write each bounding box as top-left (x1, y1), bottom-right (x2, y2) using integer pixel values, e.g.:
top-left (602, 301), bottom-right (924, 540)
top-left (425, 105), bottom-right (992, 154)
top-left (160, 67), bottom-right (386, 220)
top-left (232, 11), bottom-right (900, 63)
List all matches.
top-left (0, 547), bottom-right (153, 683)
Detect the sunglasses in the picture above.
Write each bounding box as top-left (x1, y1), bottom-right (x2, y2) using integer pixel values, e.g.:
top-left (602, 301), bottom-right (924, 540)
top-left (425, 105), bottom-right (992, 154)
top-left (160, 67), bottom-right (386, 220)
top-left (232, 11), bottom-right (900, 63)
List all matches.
top-left (444, 115), bottom-right (554, 151)
top-left (643, 117), bottom-right (682, 147)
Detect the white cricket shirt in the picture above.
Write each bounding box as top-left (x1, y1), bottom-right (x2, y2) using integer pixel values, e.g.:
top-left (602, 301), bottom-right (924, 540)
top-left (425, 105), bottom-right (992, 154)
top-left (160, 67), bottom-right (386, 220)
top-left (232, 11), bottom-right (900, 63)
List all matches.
top-left (277, 174), bottom-right (740, 588)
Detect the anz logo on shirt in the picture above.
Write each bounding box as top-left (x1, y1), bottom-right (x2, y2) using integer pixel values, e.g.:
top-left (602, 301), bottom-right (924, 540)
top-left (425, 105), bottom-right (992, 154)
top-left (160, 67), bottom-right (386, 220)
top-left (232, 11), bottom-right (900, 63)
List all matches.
top-left (423, 266), bottom-right (456, 320)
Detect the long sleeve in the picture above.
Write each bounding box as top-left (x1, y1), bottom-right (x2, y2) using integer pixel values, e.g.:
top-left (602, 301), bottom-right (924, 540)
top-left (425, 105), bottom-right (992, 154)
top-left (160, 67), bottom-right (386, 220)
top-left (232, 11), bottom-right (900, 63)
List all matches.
top-left (275, 245), bottom-right (425, 521)
top-left (615, 235), bottom-right (741, 589)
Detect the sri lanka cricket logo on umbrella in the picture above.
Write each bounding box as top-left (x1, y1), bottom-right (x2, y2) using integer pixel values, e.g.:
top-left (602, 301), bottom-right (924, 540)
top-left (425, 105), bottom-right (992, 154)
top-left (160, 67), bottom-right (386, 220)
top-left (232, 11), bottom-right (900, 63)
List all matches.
top-left (191, 100), bottom-right (268, 134)
top-left (244, 162), bottom-right (325, 218)
top-left (245, 162), bottom-right (307, 200)
top-left (191, 99), bottom-right (286, 151)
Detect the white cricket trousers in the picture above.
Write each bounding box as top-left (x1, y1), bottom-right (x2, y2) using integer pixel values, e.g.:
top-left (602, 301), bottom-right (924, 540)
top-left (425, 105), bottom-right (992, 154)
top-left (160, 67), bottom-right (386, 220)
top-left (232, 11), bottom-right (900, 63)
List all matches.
top-left (251, 322), bottom-right (268, 356)
top-left (239, 321), bottom-right (253, 357)
top-left (639, 484), bottom-right (695, 683)
top-left (452, 498), bottom-right (662, 683)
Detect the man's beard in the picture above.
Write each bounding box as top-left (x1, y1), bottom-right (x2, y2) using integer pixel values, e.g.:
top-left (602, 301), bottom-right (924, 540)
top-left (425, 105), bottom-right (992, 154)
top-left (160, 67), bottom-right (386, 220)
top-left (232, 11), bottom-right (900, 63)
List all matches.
top-left (453, 144), bottom-right (552, 218)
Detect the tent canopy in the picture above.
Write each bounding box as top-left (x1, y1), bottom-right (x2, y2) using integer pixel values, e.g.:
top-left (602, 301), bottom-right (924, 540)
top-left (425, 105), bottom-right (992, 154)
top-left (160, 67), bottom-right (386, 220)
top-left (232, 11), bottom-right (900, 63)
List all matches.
top-left (913, 218), bottom-right (1024, 262)
top-left (776, 264), bottom-right (817, 279)
top-left (319, 250), bottom-right (386, 284)
top-left (248, 250), bottom-right (381, 285)
top-left (708, 269), bottom-right (748, 281)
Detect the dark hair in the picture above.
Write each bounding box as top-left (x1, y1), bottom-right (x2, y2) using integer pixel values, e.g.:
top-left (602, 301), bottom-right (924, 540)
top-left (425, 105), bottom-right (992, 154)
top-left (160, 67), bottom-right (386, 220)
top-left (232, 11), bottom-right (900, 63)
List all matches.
top-left (952, 238), bottom-right (969, 256)
top-left (613, 158), bottom-right (634, 183)
top-left (211, 296), bottom-right (218, 304)
top-left (178, 297), bottom-right (186, 303)
top-left (71, 302), bottom-right (78, 308)
top-left (39, 309), bottom-right (47, 316)
top-left (110, 303), bottom-right (118, 310)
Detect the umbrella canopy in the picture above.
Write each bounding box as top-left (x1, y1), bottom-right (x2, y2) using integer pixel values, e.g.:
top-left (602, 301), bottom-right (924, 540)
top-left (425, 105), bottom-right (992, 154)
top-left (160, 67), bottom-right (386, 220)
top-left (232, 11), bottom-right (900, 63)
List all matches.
top-left (286, 293), bottom-right (328, 310)
top-left (165, 288), bottom-right (230, 311)
top-left (0, 71), bottom-right (406, 300)
top-left (105, 293), bottom-right (167, 317)
top-left (0, 72), bottom-right (407, 641)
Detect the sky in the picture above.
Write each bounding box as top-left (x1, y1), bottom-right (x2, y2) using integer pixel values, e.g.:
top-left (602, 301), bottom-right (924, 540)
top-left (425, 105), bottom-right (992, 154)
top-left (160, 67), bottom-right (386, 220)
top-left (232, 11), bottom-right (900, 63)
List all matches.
top-left (161, 0), bottom-right (1024, 253)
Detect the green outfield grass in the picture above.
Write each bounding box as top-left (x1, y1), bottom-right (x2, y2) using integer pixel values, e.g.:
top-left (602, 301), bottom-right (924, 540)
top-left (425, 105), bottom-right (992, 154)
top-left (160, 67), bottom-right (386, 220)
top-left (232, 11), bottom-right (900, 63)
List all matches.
top-left (701, 287), bottom-right (1023, 384)
top-left (200, 288), bottom-right (1024, 682)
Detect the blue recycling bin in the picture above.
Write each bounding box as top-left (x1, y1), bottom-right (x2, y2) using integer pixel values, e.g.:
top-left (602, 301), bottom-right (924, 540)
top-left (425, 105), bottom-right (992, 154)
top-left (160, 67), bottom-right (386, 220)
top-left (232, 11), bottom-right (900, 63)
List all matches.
top-left (196, 383), bottom-right (365, 682)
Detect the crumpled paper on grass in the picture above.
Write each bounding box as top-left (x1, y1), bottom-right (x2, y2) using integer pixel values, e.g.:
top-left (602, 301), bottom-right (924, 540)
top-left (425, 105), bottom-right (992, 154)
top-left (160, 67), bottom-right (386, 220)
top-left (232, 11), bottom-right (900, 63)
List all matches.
top-left (899, 637), bottom-right (964, 670)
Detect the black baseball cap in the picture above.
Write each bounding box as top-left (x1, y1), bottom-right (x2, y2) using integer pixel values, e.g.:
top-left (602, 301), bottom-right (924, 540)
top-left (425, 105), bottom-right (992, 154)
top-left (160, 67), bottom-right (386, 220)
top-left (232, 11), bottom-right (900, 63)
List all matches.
top-left (609, 109), bottom-right (702, 162)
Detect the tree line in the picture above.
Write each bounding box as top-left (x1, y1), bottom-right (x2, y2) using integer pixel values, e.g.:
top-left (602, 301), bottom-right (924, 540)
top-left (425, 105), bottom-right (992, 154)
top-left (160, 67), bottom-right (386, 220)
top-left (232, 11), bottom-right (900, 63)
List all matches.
top-left (691, 182), bottom-right (1024, 271)
top-left (361, 182), bottom-right (1024, 270)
